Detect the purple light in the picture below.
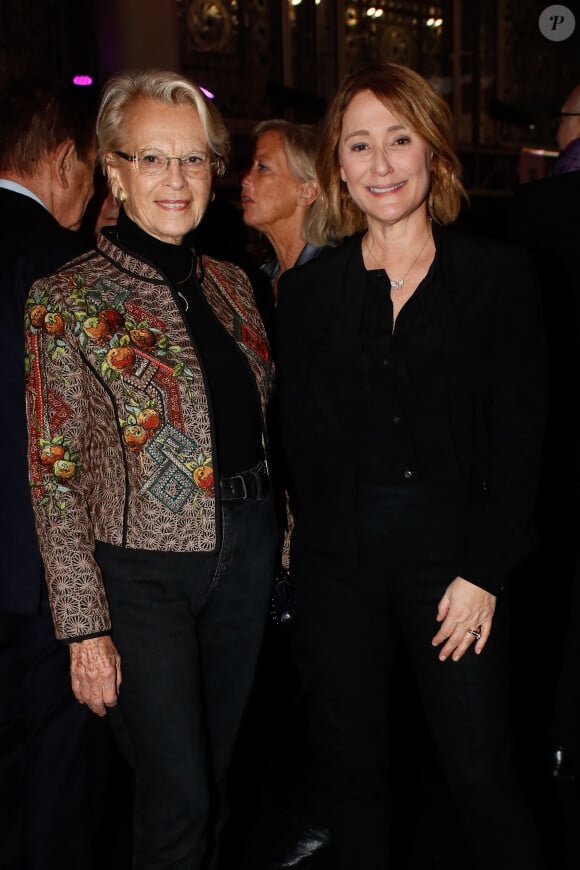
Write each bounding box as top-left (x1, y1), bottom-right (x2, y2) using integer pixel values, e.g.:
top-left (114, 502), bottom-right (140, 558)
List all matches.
top-left (73, 75), bottom-right (93, 87)
top-left (199, 86), bottom-right (215, 100)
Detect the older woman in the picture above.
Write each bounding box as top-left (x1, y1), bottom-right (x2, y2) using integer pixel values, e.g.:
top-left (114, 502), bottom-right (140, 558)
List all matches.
top-left (276, 64), bottom-right (546, 869)
top-left (24, 70), bottom-right (278, 869)
top-left (238, 121), bottom-right (337, 869)
top-left (241, 120), bottom-right (330, 313)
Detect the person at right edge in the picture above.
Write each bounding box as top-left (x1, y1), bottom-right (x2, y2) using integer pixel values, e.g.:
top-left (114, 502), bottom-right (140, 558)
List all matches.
top-left (275, 63), bottom-right (547, 870)
top-left (508, 82), bottom-right (580, 784)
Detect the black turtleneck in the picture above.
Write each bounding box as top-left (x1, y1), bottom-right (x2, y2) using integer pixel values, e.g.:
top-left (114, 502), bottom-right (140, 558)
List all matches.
top-left (114, 209), bottom-right (263, 476)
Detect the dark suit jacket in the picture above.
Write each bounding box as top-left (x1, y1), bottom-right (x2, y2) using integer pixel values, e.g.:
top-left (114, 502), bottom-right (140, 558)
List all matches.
top-left (1, 188), bottom-right (90, 613)
top-left (509, 170), bottom-right (580, 343)
top-left (508, 171), bottom-right (580, 547)
top-left (276, 224), bottom-right (547, 595)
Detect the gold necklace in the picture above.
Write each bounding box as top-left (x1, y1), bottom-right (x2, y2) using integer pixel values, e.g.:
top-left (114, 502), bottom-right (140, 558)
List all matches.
top-left (174, 256), bottom-right (195, 286)
top-left (174, 256), bottom-right (195, 312)
top-left (177, 290), bottom-right (189, 312)
top-left (366, 230), bottom-right (432, 291)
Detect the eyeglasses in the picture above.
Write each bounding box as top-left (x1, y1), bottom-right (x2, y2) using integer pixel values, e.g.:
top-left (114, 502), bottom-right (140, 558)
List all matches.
top-left (114, 149), bottom-right (214, 177)
top-left (553, 112), bottom-right (580, 121)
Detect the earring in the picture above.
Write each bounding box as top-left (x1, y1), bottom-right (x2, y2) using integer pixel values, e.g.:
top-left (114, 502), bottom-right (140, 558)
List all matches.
top-left (115, 189), bottom-right (127, 204)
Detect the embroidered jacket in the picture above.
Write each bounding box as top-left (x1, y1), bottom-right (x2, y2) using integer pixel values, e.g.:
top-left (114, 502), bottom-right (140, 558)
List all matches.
top-left (25, 233), bottom-right (273, 641)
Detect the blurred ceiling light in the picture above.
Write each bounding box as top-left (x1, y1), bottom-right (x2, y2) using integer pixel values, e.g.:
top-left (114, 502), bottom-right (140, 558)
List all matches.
top-left (73, 74), bottom-right (93, 86)
top-left (199, 86), bottom-right (215, 99)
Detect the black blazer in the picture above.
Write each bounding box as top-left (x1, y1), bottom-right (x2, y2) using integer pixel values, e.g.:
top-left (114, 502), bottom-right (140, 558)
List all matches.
top-left (507, 170), bottom-right (580, 543)
top-left (508, 170), bottom-right (580, 296)
top-left (276, 223), bottom-right (547, 595)
top-left (1, 188), bottom-right (89, 613)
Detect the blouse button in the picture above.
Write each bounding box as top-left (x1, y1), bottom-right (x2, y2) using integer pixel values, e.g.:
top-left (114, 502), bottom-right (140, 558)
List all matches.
top-left (403, 469), bottom-right (413, 479)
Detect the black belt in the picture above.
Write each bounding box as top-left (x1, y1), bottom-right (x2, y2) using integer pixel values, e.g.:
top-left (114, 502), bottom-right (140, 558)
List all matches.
top-left (219, 463), bottom-right (269, 501)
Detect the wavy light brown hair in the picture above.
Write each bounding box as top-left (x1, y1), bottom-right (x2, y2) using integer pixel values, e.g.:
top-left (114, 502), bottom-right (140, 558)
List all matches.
top-left (317, 64), bottom-right (467, 240)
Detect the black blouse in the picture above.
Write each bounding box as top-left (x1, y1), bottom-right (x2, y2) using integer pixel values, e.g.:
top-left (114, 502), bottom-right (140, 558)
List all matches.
top-left (358, 246), bottom-right (457, 487)
top-left (115, 209), bottom-right (263, 476)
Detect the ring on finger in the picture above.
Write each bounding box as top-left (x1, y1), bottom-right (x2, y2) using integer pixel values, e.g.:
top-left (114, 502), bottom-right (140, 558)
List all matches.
top-left (467, 627), bottom-right (481, 640)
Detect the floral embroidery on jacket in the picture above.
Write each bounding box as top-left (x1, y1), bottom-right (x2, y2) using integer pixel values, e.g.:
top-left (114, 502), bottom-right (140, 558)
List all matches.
top-left (24, 237), bottom-right (272, 640)
top-left (25, 270), bottom-right (216, 515)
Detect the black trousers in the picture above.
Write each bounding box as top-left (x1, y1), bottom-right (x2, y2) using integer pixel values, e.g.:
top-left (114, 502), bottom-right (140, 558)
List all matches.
top-left (0, 591), bottom-right (113, 870)
top-left (552, 548), bottom-right (580, 750)
top-left (97, 490), bottom-right (278, 870)
top-left (293, 483), bottom-right (543, 870)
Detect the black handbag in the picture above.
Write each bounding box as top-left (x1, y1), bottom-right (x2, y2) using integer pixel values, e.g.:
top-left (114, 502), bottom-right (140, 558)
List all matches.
top-left (270, 565), bottom-right (295, 625)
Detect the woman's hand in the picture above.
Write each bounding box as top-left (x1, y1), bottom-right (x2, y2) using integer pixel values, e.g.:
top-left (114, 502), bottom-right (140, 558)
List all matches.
top-left (431, 576), bottom-right (496, 662)
top-left (69, 635), bottom-right (122, 717)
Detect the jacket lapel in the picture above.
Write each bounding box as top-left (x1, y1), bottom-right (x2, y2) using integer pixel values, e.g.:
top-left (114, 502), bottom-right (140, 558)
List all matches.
top-left (309, 237), bottom-right (366, 441)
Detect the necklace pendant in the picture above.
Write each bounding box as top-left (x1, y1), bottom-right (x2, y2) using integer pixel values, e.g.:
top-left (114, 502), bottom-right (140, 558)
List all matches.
top-left (177, 290), bottom-right (189, 312)
top-left (390, 278), bottom-right (404, 291)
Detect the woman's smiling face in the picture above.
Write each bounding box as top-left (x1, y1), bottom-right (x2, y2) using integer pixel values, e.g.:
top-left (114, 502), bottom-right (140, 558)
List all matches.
top-left (108, 96), bottom-right (213, 245)
top-left (338, 89), bottom-right (432, 229)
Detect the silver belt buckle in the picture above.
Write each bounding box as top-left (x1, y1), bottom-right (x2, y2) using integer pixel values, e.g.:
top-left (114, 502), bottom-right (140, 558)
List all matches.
top-left (233, 473), bottom-right (248, 499)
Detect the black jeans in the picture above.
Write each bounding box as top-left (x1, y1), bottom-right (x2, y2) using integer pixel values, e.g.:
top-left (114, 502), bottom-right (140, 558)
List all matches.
top-left (97, 489), bottom-right (278, 870)
top-left (0, 592), bottom-right (113, 870)
top-left (552, 549), bottom-right (580, 750)
top-left (293, 483), bottom-right (543, 870)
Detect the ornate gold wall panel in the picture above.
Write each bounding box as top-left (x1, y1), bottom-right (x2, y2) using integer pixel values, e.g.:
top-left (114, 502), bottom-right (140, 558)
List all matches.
top-left (497, 0), bottom-right (578, 148)
top-left (0, 0), bottom-right (577, 193)
top-left (343, 0), bottom-right (448, 77)
top-left (178, 0), bottom-right (274, 122)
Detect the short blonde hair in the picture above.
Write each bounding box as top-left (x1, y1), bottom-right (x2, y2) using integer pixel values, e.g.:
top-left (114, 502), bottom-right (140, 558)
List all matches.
top-left (254, 119), bottom-right (318, 185)
top-left (97, 69), bottom-right (229, 179)
top-left (252, 119), bottom-right (335, 246)
top-left (317, 63), bottom-right (467, 239)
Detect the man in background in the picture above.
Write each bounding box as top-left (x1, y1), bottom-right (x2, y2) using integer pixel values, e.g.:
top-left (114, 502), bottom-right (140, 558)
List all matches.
top-left (0, 79), bottom-right (112, 870)
top-left (553, 83), bottom-right (580, 174)
top-left (508, 83), bottom-right (580, 793)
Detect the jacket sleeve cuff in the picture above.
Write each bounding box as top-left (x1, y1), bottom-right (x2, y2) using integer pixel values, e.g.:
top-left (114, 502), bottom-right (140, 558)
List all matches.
top-left (64, 630), bottom-right (112, 644)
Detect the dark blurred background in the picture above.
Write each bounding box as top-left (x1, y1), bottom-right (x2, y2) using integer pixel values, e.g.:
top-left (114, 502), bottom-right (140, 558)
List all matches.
top-left (2, 3), bottom-right (578, 866)
top-left (0, 0), bottom-right (576, 241)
